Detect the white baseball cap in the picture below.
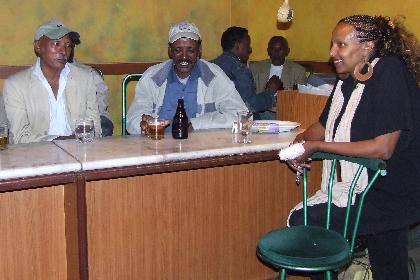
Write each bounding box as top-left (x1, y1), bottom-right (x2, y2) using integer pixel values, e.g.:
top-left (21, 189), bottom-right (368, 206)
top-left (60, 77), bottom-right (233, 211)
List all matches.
top-left (168, 21), bottom-right (201, 44)
top-left (34, 19), bottom-right (78, 41)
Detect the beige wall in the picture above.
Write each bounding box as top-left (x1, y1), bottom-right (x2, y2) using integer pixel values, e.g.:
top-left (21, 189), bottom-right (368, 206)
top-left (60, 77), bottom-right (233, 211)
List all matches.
top-left (0, 1), bottom-right (238, 134)
top-left (248, 0), bottom-right (420, 61)
top-left (0, 1), bottom-right (238, 64)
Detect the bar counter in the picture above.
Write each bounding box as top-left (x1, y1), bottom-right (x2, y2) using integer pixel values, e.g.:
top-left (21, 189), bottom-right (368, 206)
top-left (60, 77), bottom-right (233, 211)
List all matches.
top-left (0, 129), bottom-right (317, 280)
top-left (54, 129), bottom-right (299, 171)
top-left (0, 91), bottom-right (327, 280)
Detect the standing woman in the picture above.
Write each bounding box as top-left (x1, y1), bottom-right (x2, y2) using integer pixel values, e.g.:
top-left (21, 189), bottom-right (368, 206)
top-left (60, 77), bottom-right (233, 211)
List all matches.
top-left (288, 15), bottom-right (420, 279)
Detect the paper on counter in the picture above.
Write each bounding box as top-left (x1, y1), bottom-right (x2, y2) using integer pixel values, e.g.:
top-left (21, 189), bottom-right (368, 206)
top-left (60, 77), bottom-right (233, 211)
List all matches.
top-left (252, 120), bottom-right (300, 134)
top-left (298, 84), bottom-right (332, 96)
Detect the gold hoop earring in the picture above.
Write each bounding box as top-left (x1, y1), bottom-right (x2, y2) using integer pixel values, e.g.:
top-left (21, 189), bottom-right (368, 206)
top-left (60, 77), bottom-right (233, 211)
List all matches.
top-left (353, 61), bottom-right (374, 82)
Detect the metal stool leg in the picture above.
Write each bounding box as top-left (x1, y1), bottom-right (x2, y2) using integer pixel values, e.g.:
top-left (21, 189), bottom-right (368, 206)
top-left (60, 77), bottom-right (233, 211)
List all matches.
top-left (280, 268), bottom-right (286, 280)
top-left (326, 270), bottom-right (332, 280)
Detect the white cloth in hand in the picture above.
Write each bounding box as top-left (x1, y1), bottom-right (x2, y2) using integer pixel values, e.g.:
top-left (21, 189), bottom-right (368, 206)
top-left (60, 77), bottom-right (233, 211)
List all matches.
top-left (279, 142), bottom-right (305, 161)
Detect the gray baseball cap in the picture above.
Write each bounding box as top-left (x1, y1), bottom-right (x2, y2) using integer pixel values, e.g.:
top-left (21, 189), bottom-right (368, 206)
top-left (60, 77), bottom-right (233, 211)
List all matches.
top-left (168, 21), bottom-right (201, 44)
top-left (34, 19), bottom-right (78, 41)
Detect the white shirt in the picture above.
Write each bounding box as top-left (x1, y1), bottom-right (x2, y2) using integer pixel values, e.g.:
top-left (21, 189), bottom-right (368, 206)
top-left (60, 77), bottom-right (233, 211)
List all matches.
top-left (269, 64), bottom-right (283, 79)
top-left (33, 58), bottom-right (72, 136)
top-left (177, 76), bottom-right (189, 85)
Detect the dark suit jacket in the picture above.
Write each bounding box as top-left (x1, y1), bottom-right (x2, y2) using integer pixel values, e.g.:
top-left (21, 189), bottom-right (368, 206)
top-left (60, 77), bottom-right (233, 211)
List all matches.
top-left (250, 59), bottom-right (306, 93)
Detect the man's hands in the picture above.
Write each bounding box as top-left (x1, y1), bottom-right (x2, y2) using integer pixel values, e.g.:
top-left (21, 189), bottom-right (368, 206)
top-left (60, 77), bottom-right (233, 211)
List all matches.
top-left (55, 134), bottom-right (76, 140)
top-left (265, 75), bottom-right (284, 93)
top-left (140, 114), bottom-right (176, 135)
top-left (140, 114), bottom-right (154, 135)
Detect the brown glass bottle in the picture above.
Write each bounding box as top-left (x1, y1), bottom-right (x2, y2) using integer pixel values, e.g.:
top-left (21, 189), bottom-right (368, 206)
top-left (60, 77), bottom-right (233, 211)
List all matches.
top-left (172, 99), bottom-right (189, 139)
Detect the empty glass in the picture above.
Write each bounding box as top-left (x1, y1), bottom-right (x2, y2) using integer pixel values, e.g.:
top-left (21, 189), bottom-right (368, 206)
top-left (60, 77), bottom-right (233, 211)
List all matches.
top-left (75, 119), bottom-right (95, 143)
top-left (237, 111), bottom-right (253, 144)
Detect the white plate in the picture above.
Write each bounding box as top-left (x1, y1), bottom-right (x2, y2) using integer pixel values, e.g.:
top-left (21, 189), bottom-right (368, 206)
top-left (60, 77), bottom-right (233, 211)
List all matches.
top-left (252, 120), bottom-right (301, 133)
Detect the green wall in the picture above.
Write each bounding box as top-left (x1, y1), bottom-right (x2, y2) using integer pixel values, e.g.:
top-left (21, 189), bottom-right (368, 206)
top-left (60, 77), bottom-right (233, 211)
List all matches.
top-left (1, 0), bottom-right (418, 134)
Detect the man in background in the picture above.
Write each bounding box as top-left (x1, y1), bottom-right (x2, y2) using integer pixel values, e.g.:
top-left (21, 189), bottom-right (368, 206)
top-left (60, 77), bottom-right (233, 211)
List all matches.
top-left (250, 36), bottom-right (306, 119)
top-left (126, 21), bottom-right (247, 134)
top-left (3, 19), bottom-right (101, 143)
top-left (251, 36), bottom-right (306, 93)
top-left (212, 27), bottom-right (283, 119)
top-left (68, 32), bottom-right (114, 136)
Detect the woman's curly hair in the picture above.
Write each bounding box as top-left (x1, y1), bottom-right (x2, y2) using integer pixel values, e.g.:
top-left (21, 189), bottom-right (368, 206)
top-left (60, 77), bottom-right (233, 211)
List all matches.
top-left (339, 15), bottom-right (420, 81)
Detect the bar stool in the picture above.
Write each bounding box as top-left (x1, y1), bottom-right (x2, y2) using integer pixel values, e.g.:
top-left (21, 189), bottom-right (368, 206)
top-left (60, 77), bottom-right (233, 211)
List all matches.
top-left (257, 152), bottom-right (387, 279)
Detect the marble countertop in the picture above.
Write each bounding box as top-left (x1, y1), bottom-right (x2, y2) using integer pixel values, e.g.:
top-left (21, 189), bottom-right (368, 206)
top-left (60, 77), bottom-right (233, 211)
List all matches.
top-left (54, 129), bottom-right (301, 171)
top-left (0, 129), bottom-right (300, 180)
top-left (0, 141), bottom-right (81, 180)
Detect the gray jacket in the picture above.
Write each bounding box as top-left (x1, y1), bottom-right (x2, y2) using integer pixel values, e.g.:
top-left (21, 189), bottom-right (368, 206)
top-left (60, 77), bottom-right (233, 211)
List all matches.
top-left (126, 59), bottom-right (247, 134)
top-left (250, 59), bottom-right (306, 93)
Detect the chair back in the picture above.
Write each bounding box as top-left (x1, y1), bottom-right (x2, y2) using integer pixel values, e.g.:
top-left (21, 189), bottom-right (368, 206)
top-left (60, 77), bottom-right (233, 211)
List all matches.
top-left (92, 66), bottom-right (104, 79)
top-left (121, 73), bottom-right (142, 135)
top-left (301, 152), bottom-right (387, 253)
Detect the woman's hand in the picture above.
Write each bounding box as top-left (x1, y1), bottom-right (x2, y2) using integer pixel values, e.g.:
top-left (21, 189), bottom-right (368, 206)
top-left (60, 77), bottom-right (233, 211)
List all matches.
top-left (295, 141), bottom-right (317, 164)
top-left (286, 141), bottom-right (316, 171)
top-left (285, 122), bottom-right (324, 175)
top-left (292, 132), bottom-right (305, 144)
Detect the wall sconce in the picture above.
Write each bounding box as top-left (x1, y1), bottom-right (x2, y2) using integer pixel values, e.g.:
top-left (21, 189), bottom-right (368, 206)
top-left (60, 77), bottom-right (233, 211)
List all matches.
top-left (277, 0), bottom-right (294, 23)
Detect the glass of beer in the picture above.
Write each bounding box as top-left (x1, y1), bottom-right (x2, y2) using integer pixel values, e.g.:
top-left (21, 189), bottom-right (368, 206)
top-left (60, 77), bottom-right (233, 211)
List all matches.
top-left (0, 125), bottom-right (8, 150)
top-left (74, 119), bottom-right (95, 143)
top-left (147, 118), bottom-right (166, 140)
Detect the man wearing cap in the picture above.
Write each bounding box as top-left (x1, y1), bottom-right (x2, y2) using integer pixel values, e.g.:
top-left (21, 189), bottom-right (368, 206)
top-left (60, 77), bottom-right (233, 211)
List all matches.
top-left (68, 32), bottom-right (114, 137)
top-left (3, 19), bottom-right (101, 144)
top-left (212, 27), bottom-right (283, 120)
top-left (126, 21), bottom-right (247, 134)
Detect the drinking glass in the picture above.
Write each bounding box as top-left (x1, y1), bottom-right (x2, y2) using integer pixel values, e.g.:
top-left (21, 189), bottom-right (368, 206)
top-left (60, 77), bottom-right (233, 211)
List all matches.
top-left (75, 119), bottom-right (95, 143)
top-left (237, 111), bottom-right (253, 144)
top-left (146, 118), bottom-right (166, 140)
top-left (0, 125), bottom-right (8, 150)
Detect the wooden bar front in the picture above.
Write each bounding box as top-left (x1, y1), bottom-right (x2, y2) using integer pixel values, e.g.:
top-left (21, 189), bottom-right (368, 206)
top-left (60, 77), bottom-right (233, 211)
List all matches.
top-left (86, 160), bottom-right (301, 279)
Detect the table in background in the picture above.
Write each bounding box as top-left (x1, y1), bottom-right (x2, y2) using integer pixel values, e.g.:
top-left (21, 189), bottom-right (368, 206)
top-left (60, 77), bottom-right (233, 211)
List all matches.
top-left (277, 90), bottom-right (329, 128)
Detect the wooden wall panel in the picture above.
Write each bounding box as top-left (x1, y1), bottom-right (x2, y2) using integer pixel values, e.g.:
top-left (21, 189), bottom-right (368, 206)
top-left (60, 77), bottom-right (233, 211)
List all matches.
top-left (278, 91), bottom-right (329, 129)
top-left (0, 186), bottom-right (67, 280)
top-left (86, 161), bottom-right (322, 280)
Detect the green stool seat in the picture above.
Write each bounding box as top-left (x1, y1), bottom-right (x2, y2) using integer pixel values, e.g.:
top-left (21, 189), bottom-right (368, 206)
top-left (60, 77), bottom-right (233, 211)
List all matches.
top-left (258, 225), bottom-right (351, 272)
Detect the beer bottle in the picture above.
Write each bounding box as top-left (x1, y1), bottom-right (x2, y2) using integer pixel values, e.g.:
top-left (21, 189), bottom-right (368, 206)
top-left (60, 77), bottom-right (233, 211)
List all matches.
top-left (172, 99), bottom-right (189, 139)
